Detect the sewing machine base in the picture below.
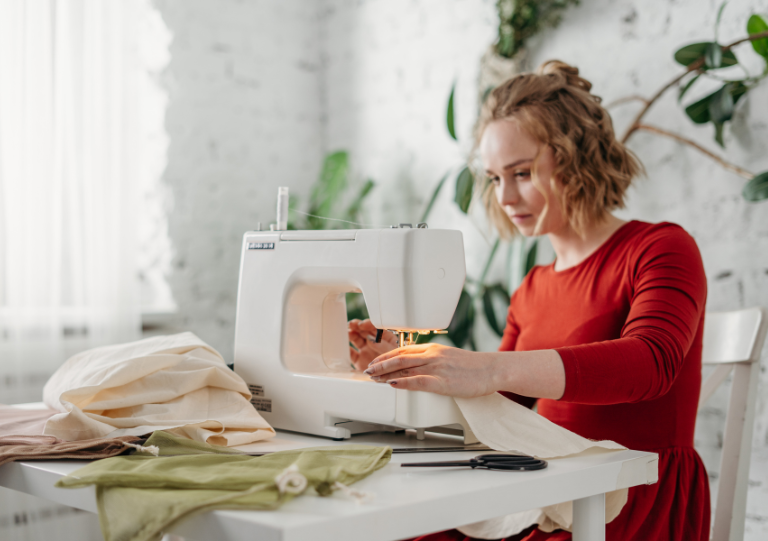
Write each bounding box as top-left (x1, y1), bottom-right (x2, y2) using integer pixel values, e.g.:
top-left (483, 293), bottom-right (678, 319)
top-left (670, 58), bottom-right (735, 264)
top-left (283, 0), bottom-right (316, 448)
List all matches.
top-left (322, 417), bottom-right (479, 444)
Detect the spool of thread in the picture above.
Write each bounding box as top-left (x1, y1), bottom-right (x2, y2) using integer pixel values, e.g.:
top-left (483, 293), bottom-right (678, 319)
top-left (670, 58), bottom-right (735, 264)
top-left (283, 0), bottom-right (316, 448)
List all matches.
top-left (276, 187), bottom-right (289, 230)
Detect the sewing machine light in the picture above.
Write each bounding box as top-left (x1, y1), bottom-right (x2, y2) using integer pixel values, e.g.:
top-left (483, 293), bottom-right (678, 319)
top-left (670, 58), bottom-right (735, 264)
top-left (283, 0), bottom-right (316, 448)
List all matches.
top-left (390, 329), bottom-right (449, 347)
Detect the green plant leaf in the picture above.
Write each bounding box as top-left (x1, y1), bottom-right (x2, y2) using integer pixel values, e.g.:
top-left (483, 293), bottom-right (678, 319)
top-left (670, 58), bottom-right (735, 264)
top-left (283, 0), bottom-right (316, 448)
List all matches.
top-left (342, 178), bottom-right (375, 225)
top-left (478, 238), bottom-right (501, 288)
top-left (447, 288), bottom-right (475, 348)
top-left (307, 151), bottom-right (349, 228)
top-left (709, 83), bottom-right (735, 124)
top-left (715, 1), bottom-right (728, 39)
top-left (714, 121), bottom-right (726, 148)
top-left (742, 171), bottom-right (768, 201)
top-left (524, 239), bottom-right (538, 277)
top-left (674, 42), bottom-right (738, 69)
top-left (420, 171), bottom-right (450, 223)
top-left (287, 193), bottom-right (303, 230)
top-left (685, 93), bottom-right (713, 124)
top-left (482, 283), bottom-right (511, 337)
top-left (685, 81), bottom-right (747, 124)
top-left (678, 74), bottom-right (701, 102)
top-left (705, 42), bottom-right (723, 69)
top-left (345, 292), bottom-right (370, 321)
top-left (446, 83), bottom-right (457, 141)
top-left (454, 166), bottom-right (474, 214)
top-left (747, 14), bottom-right (768, 60)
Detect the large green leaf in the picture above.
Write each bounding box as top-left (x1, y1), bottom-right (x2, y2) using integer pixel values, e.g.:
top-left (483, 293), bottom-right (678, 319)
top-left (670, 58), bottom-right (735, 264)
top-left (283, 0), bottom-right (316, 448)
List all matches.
top-left (342, 178), bottom-right (375, 225)
top-left (481, 283), bottom-right (511, 337)
top-left (747, 14), bottom-right (768, 60)
top-left (678, 74), bottom-right (701, 102)
top-left (685, 81), bottom-right (747, 124)
top-left (705, 42), bottom-right (723, 69)
top-left (420, 171), bottom-right (450, 223)
top-left (447, 288), bottom-right (475, 349)
top-left (454, 166), bottom-right (474, 214)
top-left (446, 83), bottom-right (457, 141)
top-left (742, 171), bottom-right (768, 202)
top-left (307, 151), bottom-right (349, 228)
top-left (674, 42), bottom-right (738, 69)
top-left (709, 83), bottom-right (735, 124)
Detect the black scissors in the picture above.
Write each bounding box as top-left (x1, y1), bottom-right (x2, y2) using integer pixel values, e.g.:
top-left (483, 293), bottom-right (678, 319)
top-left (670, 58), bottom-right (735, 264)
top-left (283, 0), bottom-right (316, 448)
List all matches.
top-left (400, 454), bottom-right (547, 471)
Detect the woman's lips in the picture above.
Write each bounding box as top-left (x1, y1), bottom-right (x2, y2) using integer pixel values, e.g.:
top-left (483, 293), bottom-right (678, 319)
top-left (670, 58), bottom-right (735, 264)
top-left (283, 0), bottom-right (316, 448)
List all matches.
top-left (511, 214), bottom-right (533, 224)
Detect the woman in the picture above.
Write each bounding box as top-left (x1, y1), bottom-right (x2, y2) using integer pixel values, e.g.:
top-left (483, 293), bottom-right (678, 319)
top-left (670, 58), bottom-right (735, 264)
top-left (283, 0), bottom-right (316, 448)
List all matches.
top-left (348, 60), bottom-right (710, 541)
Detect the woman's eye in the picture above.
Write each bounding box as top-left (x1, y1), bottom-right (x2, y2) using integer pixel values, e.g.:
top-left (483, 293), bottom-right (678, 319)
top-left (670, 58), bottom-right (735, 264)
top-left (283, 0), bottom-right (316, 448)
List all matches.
top-left (488, 176), bottom-right (500, 185)
top-left (514, 171), bottom-right (531, 180)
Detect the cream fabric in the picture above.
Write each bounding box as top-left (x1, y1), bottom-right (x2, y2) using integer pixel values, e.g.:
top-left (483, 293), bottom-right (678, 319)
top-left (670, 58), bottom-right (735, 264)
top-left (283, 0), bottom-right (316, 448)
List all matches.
top-left (43, 333), bottom-right (274, 446)
top-left (454, 393), bottom-right (628, 539)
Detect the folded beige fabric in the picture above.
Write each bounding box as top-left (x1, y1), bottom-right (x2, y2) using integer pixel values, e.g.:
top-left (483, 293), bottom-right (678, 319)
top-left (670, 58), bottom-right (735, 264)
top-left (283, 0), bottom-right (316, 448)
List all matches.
top-left (454, 393), bottom-right (629, 539)
top-left (0, 434), bottom-right (144, 466)
top-left (43, 332), bottom-right (275, 446)
top-left (0, 404), bottom-right (57, 436)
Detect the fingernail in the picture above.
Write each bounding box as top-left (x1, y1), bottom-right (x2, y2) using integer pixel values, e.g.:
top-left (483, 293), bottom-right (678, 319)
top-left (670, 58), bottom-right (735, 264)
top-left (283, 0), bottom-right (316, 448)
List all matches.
top-left (388, 380), bottom-right (398, 386)
top-left (363, 368), bottom-right (373, 375)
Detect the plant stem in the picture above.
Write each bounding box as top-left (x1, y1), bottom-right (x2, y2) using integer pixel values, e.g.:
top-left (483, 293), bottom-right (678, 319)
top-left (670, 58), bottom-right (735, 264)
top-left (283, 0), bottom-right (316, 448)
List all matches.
top-left (420, 171), bottom-right (450, 223)
top-left (605, 95), bottom-right (649, 109)
top-left (620, 30), bottom-right (768, 143)
top-left (473, 238), bottom-right (501, 301)
top-left (635, 124), bottom-right (755, 179)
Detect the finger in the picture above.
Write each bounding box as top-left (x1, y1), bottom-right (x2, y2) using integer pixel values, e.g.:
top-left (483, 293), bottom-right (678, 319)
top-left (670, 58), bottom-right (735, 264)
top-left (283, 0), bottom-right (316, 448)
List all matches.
top-left (370, 365), bottom-right (426, 381)
top-left (358, 319), bottom-right (378, 334)
top-left (364, 351), bottom-right (429, 377)
top-left (382, 331), bottom-right (398, 344)
top-left (348, 332), bottom-right (366, 350)
top-left (387, 375), bottom-right (443, 394)
top-left (369, 345), bottom-right (430, 366)
top-left (349, 348), bottom-right (359, 363)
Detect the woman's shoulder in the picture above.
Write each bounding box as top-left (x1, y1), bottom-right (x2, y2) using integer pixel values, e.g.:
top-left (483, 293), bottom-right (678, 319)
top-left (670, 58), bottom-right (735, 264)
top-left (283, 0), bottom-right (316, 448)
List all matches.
top-left (621, 220), bottom-right (701, 258)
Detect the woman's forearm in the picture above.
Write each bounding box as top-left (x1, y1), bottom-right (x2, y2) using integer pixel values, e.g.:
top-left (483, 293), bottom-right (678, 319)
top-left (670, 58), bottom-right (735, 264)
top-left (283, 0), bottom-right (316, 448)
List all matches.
top-left (486, 350), bottom-right (566, 400)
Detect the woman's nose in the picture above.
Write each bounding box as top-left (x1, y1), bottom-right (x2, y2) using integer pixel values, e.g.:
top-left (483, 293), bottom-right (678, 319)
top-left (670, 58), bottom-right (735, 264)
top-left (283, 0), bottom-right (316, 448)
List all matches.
top-left (497, 178), bottom-right (519, 207)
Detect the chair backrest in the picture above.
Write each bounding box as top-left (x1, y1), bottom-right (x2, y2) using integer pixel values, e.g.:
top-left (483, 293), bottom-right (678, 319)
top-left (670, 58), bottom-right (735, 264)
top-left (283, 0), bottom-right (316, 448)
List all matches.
top-left (698, 307), bottom-right (768, 541)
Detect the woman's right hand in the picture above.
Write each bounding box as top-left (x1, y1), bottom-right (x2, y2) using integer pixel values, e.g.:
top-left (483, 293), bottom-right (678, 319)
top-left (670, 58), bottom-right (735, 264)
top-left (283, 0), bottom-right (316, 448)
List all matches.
top-left (348, 319), bottom-right (397, 372)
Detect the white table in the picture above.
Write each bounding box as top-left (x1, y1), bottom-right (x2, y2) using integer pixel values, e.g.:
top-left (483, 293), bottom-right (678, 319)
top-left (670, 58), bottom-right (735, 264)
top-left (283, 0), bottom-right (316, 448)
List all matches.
top-left (0, 428), bottom-right (658, 541)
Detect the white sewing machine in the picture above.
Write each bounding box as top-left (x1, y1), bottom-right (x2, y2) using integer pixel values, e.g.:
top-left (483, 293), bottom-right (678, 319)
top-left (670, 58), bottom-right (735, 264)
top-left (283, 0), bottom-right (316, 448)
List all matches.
top-left (233, 222), bottom-right (478, 442)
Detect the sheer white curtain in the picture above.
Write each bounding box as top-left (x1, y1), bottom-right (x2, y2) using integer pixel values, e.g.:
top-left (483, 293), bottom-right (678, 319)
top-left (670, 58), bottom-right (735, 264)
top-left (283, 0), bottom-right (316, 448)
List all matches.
top-left (0, 0), bottom-right (142, 406)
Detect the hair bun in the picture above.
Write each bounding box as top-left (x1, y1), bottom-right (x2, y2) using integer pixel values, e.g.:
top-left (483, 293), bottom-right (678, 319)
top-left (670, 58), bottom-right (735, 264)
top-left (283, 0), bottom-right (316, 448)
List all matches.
top-left (536, 60), bottom-right (593, 93)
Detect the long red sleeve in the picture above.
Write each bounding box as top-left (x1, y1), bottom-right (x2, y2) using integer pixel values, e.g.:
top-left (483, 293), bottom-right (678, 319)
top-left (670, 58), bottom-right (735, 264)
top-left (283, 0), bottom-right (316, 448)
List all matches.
top-left (554, 223), bottom-right (706, 404)
top-left (501, 221), bottom-right (707, 449)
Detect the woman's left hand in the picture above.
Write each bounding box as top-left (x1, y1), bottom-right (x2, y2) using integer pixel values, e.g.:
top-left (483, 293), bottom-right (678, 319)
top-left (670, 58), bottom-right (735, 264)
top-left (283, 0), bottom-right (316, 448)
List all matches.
top-left (363, 343), bottom-right (499, 398)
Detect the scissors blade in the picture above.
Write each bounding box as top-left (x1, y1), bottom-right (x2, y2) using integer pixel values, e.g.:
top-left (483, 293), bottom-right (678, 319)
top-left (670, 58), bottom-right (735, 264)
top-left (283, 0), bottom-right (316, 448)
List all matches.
top-left (400, 460), bottom-right (478, 468)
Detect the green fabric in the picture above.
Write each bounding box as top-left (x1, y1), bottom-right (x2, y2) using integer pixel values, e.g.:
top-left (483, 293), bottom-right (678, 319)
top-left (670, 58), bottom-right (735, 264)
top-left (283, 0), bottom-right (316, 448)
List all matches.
top-left (56, 431), bottom-right (391, 541)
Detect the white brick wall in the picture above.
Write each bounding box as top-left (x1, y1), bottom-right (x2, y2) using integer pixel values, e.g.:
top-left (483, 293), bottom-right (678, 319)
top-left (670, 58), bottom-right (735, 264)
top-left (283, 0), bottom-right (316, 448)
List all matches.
top-left (153, 0), bottom-right (327, 361)
top-left (155, 0), bottom-right (768, 536)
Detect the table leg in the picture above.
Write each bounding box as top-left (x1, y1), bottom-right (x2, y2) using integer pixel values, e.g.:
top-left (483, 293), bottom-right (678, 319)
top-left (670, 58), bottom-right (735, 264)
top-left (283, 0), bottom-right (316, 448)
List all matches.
top-left (572, 493), bottom-right (605, 541)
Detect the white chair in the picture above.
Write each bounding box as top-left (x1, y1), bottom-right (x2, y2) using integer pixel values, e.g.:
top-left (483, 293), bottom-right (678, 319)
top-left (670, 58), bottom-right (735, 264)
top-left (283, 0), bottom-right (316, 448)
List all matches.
top-left (698, 307), bottom-right (768, 541)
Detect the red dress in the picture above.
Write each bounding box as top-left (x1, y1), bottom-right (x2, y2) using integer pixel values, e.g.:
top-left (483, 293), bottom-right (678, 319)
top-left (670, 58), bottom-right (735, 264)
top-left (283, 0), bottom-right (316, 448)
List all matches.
top-left (415, 221), bottom-right (711, 541)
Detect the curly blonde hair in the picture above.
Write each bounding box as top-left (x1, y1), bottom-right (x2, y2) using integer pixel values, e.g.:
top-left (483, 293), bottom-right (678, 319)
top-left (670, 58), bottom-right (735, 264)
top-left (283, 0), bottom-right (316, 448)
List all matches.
top-left (474, 60), bottom-right (643, 238)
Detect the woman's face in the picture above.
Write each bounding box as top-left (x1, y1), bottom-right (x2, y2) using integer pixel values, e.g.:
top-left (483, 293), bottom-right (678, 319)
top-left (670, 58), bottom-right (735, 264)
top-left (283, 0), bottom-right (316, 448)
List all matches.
top-left (479, 119), bottom-right (565, 237)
